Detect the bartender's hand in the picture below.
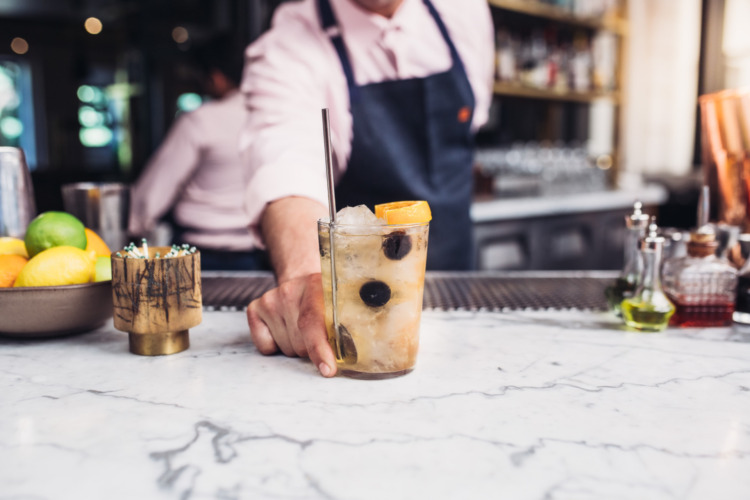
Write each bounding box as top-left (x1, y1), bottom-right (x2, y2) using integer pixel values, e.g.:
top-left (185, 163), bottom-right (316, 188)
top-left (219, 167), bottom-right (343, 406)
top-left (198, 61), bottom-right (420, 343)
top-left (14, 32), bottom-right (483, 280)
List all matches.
top-left (246, 197), bottom-right (337, 377)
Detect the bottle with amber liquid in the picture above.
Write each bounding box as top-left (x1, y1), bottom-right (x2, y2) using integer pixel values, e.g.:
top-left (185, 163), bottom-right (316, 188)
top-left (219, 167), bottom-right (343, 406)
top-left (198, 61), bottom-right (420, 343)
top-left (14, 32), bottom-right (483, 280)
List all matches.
top-left (621, 220), bottom-right (675, 331)
top-left (605, 201), bottom-right (650, 315)
top-left (662, 227), bottom-right (737, 327)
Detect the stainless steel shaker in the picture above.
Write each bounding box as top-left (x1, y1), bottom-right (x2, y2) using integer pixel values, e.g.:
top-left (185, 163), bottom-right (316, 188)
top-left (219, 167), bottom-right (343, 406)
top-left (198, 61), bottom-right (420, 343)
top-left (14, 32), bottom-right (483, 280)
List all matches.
top-left (61, 182), bottom-right (130, 251)
top-left (0, 147), bottom-right (36, 238)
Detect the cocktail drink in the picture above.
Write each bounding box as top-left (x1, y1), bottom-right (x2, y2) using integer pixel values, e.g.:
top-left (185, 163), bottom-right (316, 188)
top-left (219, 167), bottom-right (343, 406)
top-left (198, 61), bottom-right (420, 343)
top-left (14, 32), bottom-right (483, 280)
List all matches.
top-left (318, 203), bottom-right (430, 379)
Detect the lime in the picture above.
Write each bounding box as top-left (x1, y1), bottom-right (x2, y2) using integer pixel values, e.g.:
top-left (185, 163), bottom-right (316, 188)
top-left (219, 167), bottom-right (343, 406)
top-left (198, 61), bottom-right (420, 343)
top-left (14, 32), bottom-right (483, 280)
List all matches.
top-left (14, 246), bottom-right (94, 287)
top-left (94, 256), bottom-right (112, 282)
top-left (24, 211), bottom-right (87, 258)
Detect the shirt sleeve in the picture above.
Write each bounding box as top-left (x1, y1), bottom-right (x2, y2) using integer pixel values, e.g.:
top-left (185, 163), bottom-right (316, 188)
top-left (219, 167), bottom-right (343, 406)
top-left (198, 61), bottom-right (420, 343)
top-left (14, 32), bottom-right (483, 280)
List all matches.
top-left (239, 5), bottom-right (349, 243)
top-left (128, 113), bottom-right (203, 236)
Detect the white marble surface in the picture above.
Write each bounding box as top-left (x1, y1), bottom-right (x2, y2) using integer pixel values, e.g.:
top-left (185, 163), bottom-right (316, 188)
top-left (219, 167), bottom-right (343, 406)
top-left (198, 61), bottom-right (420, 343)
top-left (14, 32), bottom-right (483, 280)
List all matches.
top-left (471, 183), bottom-right (669, 222)
top-left (2, 309), bottom-right (749, 500)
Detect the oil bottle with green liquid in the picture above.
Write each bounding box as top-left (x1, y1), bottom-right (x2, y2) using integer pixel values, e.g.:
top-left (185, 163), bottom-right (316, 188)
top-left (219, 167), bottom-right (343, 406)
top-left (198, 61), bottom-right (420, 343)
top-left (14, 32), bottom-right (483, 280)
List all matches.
top-left (605, 201), bottom-right (651, 316)
top-left (621, 219), bottom-right (675, 331)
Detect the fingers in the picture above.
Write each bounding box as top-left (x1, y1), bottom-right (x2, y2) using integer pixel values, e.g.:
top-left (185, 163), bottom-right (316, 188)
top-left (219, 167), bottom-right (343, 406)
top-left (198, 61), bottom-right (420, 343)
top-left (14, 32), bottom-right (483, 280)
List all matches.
top-left (276, 280), bottom-right (310, 357)
top-left (298, 275), bottom-right (337, 377)
top-left (248, 291), bottom-right (297, 357)
top-left (246, 299), bottom-right (278, 355)
top-left (246, 273), bottom-right (336, 377)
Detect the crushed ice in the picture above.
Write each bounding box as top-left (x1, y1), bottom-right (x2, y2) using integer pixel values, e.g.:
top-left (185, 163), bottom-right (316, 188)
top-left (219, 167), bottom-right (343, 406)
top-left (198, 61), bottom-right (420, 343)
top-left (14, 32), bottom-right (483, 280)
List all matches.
top-left (334, 205), bottom-right (385, 234)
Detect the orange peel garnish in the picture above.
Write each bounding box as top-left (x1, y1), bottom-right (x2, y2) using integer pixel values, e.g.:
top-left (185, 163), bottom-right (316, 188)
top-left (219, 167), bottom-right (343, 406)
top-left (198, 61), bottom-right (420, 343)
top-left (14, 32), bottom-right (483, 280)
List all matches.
top-left (374, 200), bottom-right (432, 224)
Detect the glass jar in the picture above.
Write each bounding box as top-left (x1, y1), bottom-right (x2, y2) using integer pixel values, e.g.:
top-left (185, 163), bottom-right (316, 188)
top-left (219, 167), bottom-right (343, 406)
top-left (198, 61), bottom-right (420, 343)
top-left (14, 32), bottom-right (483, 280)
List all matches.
top-left (662, 228), bottom-right (737, 327)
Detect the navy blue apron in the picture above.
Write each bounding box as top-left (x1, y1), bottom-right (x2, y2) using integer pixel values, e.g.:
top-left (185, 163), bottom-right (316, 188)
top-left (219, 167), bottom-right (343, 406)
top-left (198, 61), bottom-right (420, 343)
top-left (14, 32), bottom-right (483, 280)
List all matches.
top-left (318, 0), bottom-right (476, 270)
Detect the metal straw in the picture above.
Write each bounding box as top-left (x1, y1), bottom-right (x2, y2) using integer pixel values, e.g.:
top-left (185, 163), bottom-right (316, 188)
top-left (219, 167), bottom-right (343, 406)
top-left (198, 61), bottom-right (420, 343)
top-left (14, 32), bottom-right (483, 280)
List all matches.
top-left (321, 108), bottom-right (343, 360)
top-left (697, 185), bottom-right (710, 229)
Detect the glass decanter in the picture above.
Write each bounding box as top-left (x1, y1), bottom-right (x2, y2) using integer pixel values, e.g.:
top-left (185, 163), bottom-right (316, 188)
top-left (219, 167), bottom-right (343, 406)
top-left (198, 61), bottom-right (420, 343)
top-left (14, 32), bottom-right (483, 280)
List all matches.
top-left (605, 201), bottom-right (650, 315)
top-left (621, 220), bottom-right (675, 331)
top-left (733, 245), bottom-right (750, 327)
top-left (662, 226), bottom-right (737, 327)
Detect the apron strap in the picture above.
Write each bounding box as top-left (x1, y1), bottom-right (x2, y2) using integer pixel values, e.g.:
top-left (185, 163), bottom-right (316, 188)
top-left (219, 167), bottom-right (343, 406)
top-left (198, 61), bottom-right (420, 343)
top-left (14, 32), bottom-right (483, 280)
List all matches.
top-left (317, 0), bottom-right (359, 100)
top-left (317, 0), bottom-right (462, 97)
top-left (421, 0), bottom-right (466, 74)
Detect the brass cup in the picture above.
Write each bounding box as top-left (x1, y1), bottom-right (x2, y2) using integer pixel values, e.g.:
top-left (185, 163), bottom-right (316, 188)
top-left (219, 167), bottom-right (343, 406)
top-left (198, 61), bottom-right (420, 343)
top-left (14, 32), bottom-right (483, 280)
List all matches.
top-left (111, 246), bottom-right (202, 356)
top-left (128, 330), bottom-right (190, 356)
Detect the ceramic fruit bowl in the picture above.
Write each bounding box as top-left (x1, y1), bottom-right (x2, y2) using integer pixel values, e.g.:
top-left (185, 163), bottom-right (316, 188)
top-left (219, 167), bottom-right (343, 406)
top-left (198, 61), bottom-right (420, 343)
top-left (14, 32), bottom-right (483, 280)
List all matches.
top-left (0, 281), bottom-right (113, 338)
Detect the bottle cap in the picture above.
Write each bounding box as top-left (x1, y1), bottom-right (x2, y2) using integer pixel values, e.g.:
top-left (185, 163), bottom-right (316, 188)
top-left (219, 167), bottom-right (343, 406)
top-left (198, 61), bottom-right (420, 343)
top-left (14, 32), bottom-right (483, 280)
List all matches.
top-left (626, 201), bottom-right (650, 229)
top-left (639, 218), bottom-right (664, 251)
top-left (690, 227), bottom-right (717, 243)
top-left (687, 224), bottom-right (718, 257)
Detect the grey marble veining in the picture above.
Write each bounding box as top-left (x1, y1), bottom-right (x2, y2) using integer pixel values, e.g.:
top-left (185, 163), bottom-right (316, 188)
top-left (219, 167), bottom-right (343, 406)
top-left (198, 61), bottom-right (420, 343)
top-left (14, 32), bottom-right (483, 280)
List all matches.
top-left (1, 309), bottom-right (749, 499)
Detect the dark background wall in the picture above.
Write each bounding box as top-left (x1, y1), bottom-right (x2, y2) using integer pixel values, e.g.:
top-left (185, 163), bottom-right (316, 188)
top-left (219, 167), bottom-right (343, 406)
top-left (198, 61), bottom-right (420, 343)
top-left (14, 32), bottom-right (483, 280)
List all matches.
top-left (0, 0), bottom-right (288, 212)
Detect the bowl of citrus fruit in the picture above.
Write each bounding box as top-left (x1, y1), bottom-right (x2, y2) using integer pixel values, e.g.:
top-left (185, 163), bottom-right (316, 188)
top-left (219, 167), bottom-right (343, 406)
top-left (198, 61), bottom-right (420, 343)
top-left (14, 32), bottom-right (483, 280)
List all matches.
top-left (0, 211), bottom-right (114, 338)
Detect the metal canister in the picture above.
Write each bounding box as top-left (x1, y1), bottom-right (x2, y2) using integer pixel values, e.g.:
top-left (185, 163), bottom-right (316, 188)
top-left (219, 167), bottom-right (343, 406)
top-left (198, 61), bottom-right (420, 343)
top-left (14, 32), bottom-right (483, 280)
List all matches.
top-left (0, 147), bottom-right (36, 238)
top-left (61, 182), bottom-right (130, 251)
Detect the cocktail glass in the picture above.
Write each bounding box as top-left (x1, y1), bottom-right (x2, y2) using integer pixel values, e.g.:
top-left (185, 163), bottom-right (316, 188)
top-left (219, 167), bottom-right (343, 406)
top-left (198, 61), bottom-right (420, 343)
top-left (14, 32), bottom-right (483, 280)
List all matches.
top-left (318, 219), bottom-right (429, 379)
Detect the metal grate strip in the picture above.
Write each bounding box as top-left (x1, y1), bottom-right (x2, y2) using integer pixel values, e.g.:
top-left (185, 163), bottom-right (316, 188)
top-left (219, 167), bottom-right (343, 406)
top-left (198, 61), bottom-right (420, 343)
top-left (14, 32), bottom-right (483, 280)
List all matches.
top-left (201, 271), bottom-right (612, 312)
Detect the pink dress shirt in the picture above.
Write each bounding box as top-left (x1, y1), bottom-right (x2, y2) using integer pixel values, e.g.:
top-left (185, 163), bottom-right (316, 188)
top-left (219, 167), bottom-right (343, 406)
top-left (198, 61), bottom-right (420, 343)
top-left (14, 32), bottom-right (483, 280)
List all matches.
top-left (129, 90), bottom-right (256, 251)
top-left (240, 0), bottom-right (494, 248)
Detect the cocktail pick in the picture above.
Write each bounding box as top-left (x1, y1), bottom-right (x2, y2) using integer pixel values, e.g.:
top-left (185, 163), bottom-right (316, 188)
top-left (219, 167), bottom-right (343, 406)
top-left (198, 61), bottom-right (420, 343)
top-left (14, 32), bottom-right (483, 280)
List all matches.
top-left (321, 108), bottom-right (344, 361)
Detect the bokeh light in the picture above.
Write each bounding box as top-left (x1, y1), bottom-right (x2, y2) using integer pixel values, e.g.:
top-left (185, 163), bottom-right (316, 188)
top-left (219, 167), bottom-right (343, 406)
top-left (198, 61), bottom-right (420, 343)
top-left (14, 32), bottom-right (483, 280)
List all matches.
top-left (76, 85), bottom-right (105, 104)
top-left (177, 93), bottom-right (202, 113)
top-left (10, 38), bottom-right (29, 55)
top-left (80, 126), bottom-right (113, 147)
top-left (77, 85), bottom-right (96, 103)
top-left (78, 106), bottom-right (105, 127)
top-left (85, 17), bottom-right (103, 35)
top-left (172, 26), bottom-right (189, 44)
top-left (0, 116), bottom-right (23, 139)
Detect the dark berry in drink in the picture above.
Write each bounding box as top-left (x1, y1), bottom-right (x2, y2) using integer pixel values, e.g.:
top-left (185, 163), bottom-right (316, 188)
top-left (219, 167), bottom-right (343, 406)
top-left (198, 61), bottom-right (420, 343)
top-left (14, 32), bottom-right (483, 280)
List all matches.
top-left (382, 231), bottom-right (412, 260)
top-left (359, 280), bottom-right (391, 307)
top-left (337, 324), bottom-right (357, 363)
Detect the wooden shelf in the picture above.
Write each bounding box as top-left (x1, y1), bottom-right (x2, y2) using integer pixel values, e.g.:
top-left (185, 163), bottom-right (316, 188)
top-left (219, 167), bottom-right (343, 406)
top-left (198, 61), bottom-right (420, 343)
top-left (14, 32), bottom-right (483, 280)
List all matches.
top-left (488, 0), bottom-right (627, 35)
top-left (493, 82), bottom-right (620, 103)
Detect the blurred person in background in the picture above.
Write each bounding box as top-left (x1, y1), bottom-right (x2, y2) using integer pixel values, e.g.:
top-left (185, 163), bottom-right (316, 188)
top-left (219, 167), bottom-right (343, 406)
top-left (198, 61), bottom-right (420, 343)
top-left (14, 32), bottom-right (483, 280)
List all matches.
top-left (128, 36), bottom-right (269, 271)
top-left (240, 0), bottom-right (494, 375)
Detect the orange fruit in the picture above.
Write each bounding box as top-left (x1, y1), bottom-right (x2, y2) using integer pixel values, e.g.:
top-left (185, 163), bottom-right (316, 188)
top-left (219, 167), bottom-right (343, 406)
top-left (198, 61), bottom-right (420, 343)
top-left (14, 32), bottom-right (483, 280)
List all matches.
top-left (374, 200), bottom-right (432, 224)
top-left (85, 228), bottom-right (111, 257)
top-left (0, 254), bottom-right (28, 287)
top-left (13, 246), bottom-right (94, 287)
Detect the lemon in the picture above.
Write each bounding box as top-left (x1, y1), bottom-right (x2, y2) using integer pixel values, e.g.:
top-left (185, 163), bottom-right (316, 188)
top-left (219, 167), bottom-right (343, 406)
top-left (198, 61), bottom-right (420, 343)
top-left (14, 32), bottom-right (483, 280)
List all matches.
top-left (24, 211), bottom-right (87, 258)
top-left (85, 228), bottom-right (111, 257)
top-left (0, 236), bottom-right (28, 257)
top-left (14, 246), bottom-right (95, 287)
top-left (374, 200), bottom-right (432, 224)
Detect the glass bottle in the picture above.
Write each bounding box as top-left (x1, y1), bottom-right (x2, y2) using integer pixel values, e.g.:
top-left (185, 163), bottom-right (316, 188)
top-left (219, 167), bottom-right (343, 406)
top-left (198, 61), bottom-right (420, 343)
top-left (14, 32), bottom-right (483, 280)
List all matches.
top-left (621, 221), bottom-right (675, 331)
top-left (661, 227), bottom-right (737, 327)
top-left (733, 252), bottom-right (750, 327)
top-left (605, 201), bottom-right (650, 315)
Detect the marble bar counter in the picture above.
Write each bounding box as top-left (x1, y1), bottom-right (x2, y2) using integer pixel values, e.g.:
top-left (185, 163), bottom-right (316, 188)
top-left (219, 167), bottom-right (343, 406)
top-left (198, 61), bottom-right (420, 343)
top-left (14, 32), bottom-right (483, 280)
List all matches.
top-left (2, 281), bottom-right (750, 499)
